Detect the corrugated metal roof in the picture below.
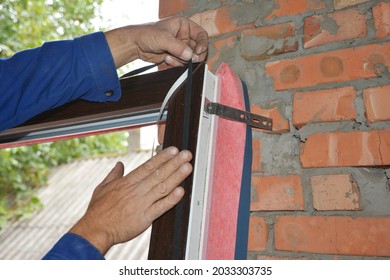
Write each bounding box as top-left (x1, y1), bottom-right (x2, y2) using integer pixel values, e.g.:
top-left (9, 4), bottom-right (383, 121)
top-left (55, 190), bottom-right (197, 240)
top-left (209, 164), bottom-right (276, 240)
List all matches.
top-left (0, 151), bottom-right (152, 260)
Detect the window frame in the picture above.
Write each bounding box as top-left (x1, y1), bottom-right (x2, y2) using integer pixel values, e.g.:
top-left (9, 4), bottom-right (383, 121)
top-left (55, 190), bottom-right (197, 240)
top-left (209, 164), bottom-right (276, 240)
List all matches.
top-left (0, 62), bottom-right (207, 260)
top-left (148, 62), bottom-right (205, 259)
top-left (0, 65), bottom-right (189, 148)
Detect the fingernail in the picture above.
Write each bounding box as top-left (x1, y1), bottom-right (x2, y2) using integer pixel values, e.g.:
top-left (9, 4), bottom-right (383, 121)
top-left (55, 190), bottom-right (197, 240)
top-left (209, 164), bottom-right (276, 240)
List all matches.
top-left (197, 46), bottom-right (206, 54)
top-left (169, 146), bottom-right (179, 156)
top-left (165, 55), bottom-right (174, 64)
top-left (182, 48), bottom-right (193, 61)
top-left (174, 187), bottom-right (184, 197)
top-left (181, 162), bottom-right (192, 173)
top-left (180, 150), bottom-right (190, 160)
top-left (192, 54), bottom-right (199, 62)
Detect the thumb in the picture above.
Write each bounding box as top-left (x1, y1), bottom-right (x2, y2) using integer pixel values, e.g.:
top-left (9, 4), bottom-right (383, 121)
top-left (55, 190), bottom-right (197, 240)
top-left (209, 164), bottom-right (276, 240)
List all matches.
top-left (162, 33), bottom-right (193, 61)
top-left (98, 161), bottom-right (125, 187)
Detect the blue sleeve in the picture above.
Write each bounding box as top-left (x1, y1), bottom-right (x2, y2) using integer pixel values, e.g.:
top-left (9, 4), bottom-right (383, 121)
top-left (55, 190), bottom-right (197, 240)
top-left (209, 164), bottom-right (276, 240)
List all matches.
top-left (42, 233), bottom-right (105, 260)
top-left (0, 31), bottom-right (121, 132)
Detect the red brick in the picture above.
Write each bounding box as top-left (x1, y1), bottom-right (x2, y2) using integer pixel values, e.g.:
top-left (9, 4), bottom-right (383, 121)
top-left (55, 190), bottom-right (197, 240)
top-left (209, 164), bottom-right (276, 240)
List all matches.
top-left (248, 216), bottom-right (268, 251)
top-left (334, 0), bottom-right (370, 10)
top-left (300, 129), bottom-right (390, 167)
top-left (304, 8), bottom-right (367, 49)
top-left (257, 255), bottom-right (306, 260)
top-left (311, 174), bottom-right (360, 210)
top-left (293, 87), bottom-right (357, 128)
top-left (265, 0), bottom-right (328, 20)
top-left (373, 2), bottom-right (390, 39)
top-left (250, 104), bottom-right (290, 133)
top-left (363, 84), bottom-right (390, 123)
top-left (190, 6), bottom-right (253, 38)
top-left (241, 22), bottom-right (298, 61)
top-left (251, 175), bottom-right (304, 211)
top-left (252, 139), bottom-right (262, 172)
top-left (275, 216), bottom-right (390, 256)
top-left (207, 35), bottom-right (237, 72)
top-left (159, 0), bottom-right (190, 18)
top-left (266, 43), bottom-right (390, 90)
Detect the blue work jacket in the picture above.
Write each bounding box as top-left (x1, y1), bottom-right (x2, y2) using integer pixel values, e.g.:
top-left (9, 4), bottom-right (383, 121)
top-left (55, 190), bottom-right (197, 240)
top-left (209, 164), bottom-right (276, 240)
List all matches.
top-left (1, 31), bottom-right (121, 259)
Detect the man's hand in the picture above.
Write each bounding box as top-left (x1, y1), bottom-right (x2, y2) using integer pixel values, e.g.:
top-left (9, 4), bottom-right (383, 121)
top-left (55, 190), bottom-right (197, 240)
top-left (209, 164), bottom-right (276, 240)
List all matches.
top-left (69, 146), bottom-right (192, 255)
top-left (105, 16), bottom-right (208, 68)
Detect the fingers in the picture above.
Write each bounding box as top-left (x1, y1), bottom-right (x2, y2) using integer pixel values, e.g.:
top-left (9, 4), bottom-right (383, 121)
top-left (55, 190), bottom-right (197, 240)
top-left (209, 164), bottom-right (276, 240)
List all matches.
top-left (124, 146), bottom-right (181, 186)
top-left (105, 16), bottom-right (208, 69)
top-left (143, 151), bottom-right (192, 200)
top-left (141, 150), bottom-right (192, 223)
top-left (136, 149), bottom-right (192, 194)
top-left (164, 54), bottom-right (187, 67)
top-left (146, 186), bottom-right (185, 222)
top-left (174, 17), bottom-right (208, 60)
top-left (187, 19), bottom-right (208, 56)
top-left (157, 17), bottom-right (208, 65)
top-left (98, 161), bottom-right (124, 187)
top-left (162, 33), bottom-right (194, 62)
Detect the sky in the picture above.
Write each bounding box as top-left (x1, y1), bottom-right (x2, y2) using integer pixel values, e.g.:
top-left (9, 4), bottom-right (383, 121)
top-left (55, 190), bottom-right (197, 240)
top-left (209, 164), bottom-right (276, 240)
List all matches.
top-left (98, 0), bottom-right (159, 28)
top-left (97, 0), bottom-right (159, 150)
top-left (96, 0), bottom-right (159, 72)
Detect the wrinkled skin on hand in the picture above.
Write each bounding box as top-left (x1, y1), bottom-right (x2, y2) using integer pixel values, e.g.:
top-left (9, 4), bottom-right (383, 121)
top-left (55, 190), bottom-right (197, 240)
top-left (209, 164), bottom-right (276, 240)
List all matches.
top-left (105, 16), bottom-right (209, 68)
top-left (69, 146), bottom-right (192, 254)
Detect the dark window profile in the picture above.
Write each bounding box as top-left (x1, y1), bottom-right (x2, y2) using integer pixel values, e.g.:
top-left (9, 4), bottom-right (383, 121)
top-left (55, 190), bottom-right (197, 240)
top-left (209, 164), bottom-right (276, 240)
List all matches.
top-left (0, 62), bottom-right (206, 260)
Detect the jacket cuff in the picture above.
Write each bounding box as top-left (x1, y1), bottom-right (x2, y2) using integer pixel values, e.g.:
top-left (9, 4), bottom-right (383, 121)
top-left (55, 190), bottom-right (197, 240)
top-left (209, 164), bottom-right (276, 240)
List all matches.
top-left (76, 31), bottom-right (121, 102)
top-left (42, 233), bottom-right (105, 260)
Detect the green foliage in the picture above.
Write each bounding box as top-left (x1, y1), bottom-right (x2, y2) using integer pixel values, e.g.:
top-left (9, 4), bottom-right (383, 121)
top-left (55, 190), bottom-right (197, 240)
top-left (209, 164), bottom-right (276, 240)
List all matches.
top-left (0, 0), bottom-right (103, 57)
top-left (0, 132), bottom-right (129, 229)
top-left (0, 0), bottom-right (131, 229)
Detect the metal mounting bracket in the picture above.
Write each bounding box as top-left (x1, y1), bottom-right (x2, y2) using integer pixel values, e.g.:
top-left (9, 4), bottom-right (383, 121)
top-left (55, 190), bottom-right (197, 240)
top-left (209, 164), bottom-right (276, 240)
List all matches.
top-left (204, 99), bottom-right (273, 131)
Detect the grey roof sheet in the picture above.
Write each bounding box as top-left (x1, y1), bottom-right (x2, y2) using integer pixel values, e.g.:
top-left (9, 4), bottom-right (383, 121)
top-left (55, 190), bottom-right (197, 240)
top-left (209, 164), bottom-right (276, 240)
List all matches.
top-left (0, 151), bottom-right (152, 260)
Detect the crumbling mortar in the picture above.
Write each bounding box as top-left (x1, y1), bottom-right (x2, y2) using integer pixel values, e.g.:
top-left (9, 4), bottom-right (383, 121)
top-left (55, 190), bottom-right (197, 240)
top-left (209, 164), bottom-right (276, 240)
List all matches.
top-left (185, 0), bottom-right (221, 16)
top-left (254, 0), bottom-right (331, 28)
top-left (230, 1), bottom-right (271, 26)
top-left (364, 5), bottom-right (377, 39)
top-left (354, 89), bottom-right (368, 127)
top-left (250, 212), bottom-right (276, 254)
top-left (374, 63), bottom-right (390, 79)
top-left (352, 121), bottom-right (368, 131)
top-left (385, 169), bottom-right (390, 188)
top-left (320, 13), bottom-right (340, 35)
top-left (295, 121), bottom-right (357, 141)
top-left (299, 171), bottom-right (315, 213)
top-left (260, 36), bottom-right (375, 66)
top-left (365, 120), bottom-right (390, 130)
top-left (292, 133), bottom-right (306, 143)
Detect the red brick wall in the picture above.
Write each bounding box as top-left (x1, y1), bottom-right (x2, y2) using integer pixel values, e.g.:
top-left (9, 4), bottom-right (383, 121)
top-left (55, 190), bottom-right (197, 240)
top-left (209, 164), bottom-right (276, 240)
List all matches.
top-left (159, 0), bottom-right (390, 259)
